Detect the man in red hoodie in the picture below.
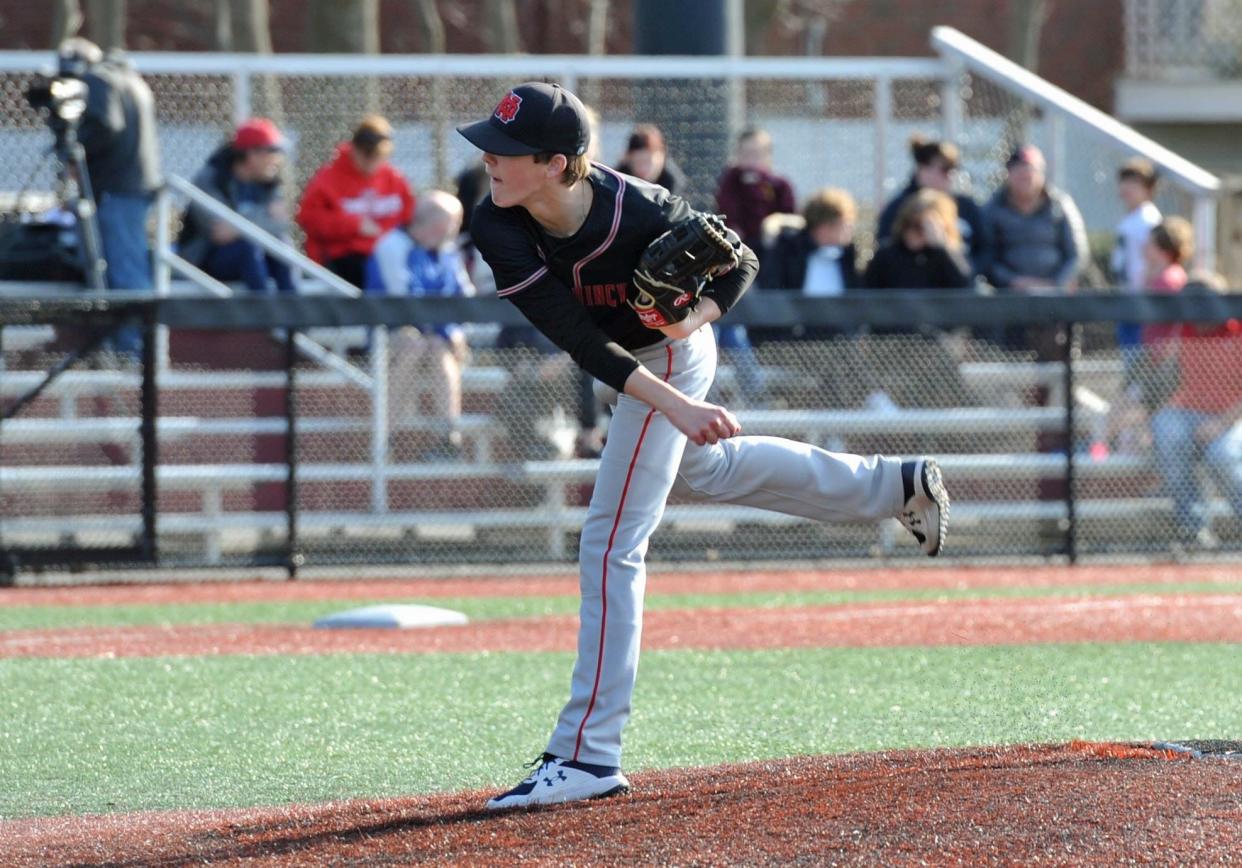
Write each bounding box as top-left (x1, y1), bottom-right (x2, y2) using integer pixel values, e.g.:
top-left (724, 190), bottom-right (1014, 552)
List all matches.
top-left (297, 115), bottom-right (415, 286)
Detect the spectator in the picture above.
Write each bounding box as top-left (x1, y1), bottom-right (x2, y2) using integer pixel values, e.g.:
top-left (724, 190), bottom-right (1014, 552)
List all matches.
top-left (714, 127), bottom-right (796, 250)
top-left (615, 124), bottom-right (688, 195)
top-left (178, 118), bottom-right (295, 293)
top-left (753, 187), bottom-right (859, 358)
top-left (759, 187), bottom-right (859, 297)
top-left (982, 144), bottom-right (1088, 295)
top-left (365, 190), bottom-right (474, 459)
top-left (1144, 217), bottom-right (1194, 320)
top-left (876, 135), bottom-right (988, 276)
top-left (983, 145), bottom-right (1089, 517)
top-left (1113, 157), bottom-right (1163, 293)
top-left (1098, 217), bottom-right (1195, 457)
top-left (1112, 157), bottom-right (1164, 354)
top-left (297, 115), bottom-right (414, 287)
top-left (861, 189), bottom-right (974, 409)
top-left (1135, 217), bottom-right (1194, 397)
top-left (713, 128), bottom-right (793, 407)
top-left (864, 189), bottom-right (973, 292)
top-left (1150, 275), bottom-right (1242, 549)
top-left (750, 189), bottom-right (863, 410)
top-left (56, 39), bottom-right (160, 356)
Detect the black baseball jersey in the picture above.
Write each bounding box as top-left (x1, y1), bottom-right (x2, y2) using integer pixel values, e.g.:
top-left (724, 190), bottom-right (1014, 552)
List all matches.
top-left (472, 163), bottom-right (759, 392)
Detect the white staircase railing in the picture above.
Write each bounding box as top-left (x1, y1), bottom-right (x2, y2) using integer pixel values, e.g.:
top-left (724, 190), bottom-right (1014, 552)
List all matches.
top-left (155, 174), bottom-right (390, 511)
top-left (931, 26), bottom-right (1221, 271)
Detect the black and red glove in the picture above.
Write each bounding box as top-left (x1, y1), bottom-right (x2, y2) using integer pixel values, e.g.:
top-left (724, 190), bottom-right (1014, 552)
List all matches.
top-left (627, 214), bottom-right (740, 329)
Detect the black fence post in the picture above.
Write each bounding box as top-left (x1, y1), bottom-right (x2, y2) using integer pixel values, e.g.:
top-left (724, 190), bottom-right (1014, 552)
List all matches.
top-left (284, 328), bottom-right (301, 579)
top-left (1062, 321), bottom-right (1079, 564)
top-left (139, 304), bottom-right (159, 563)
top-left (0, 321), bottom-right (10, 586)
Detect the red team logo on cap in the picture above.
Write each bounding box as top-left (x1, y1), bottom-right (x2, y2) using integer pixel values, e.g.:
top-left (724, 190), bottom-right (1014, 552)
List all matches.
top-left (494, 92), bottom-right (522, 124)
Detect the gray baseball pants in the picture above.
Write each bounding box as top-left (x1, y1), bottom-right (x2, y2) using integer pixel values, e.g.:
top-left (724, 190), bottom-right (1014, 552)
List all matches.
top-left (545, 325), bottom-right (905, 766)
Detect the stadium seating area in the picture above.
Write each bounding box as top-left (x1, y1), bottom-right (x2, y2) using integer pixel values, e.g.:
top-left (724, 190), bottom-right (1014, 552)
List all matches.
top-left (3, 331), bottom-right (1228, 564)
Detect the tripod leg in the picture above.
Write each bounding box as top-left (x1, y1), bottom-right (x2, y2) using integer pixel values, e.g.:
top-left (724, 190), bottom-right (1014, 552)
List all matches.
top-left (63, 141), bottom-right (107, 291)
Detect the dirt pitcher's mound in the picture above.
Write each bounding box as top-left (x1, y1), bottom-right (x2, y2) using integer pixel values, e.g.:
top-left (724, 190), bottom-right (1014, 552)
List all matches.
top-left (4, 744), bottom-right (1239, 866)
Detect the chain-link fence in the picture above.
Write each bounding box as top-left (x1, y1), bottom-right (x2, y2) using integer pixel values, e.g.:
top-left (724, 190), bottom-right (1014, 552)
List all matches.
top-left (0, 45), bottom-right (1216, 266)
top-left (1125, 0), bottom-right (1242, 80)
top-left (0, 299), bottom-right (157, 574)
top-left (0, 36), bottom-right (1234, 581)
top-left (3, 293), bottom-right (1241, 580)
top-left (952, 71), bottom-right (1200, 280)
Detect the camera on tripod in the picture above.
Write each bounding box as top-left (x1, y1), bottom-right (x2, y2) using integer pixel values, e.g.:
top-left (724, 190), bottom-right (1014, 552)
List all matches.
top-left (25, 74), bottom-right (90, 134)
top-left (11, 54), bottom-right (107, 290)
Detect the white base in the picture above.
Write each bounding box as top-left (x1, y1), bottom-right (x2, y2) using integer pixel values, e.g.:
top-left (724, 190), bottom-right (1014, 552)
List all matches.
top-left (313, 604), bottom-right (469, 629)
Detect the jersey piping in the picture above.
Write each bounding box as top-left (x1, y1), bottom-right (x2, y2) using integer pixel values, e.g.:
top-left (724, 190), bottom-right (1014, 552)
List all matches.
top-left (572, 166), bottom-right (627, 291)
top-left (496, 264), bottom-right (548, 297)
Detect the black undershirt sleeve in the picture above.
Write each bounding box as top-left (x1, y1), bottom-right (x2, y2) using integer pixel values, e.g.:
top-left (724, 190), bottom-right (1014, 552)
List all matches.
top-left (700, 242), bottom-right (759, 315)
top-left (650, 186), bottom-right (759, 316)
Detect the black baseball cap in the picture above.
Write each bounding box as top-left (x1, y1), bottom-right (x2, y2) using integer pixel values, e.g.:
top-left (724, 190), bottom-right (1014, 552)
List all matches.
top-left (457, 82), bottom-right (590, 157)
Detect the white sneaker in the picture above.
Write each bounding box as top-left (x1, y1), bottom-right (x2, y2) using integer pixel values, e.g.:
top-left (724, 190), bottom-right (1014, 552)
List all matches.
top-left (897, 457), bottom-right (950, 556)
top-left (485, 755), bottom-right (630, 811)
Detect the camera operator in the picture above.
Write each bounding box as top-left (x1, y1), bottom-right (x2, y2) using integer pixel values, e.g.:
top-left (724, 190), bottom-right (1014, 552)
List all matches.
top-left (58, 37), bottom-right (161, 296)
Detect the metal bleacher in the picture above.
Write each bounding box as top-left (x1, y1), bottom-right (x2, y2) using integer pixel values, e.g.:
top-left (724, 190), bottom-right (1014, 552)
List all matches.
top-left (2, 340), bottom-right (1206, 563)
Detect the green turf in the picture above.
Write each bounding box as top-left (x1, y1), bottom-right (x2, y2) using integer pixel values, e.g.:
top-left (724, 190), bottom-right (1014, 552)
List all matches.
top-left (2, 580), bottom-right (1239, 631)
top-left (1, 642), bottom-right (1238, 818)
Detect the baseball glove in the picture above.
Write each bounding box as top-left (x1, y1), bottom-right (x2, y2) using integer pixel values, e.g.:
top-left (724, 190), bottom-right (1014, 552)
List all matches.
top-left (628, 213), bottom-right (741, 329)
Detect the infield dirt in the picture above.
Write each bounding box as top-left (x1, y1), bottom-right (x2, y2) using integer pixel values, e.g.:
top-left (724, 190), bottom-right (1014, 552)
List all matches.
top-left (4, 744), bottom-right (1239, 865)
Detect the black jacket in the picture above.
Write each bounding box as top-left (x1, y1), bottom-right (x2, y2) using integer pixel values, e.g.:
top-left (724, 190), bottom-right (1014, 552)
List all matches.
top-left (758, 226), bottom-right (859, 292)
top-left (876, 178), bottom-right (989, 275)
top-left (750, 226), bottom-right (859, 343)
top-left (177, 145), bottom-right (288, 267)
top-left (76, 54), bottom-right (161, 197)
top-left (862, 239), bottom-right (974, 291)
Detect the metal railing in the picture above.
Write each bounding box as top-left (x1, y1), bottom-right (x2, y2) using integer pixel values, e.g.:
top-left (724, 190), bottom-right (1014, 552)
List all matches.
top-left (5, 290), bottom-right (1242, 579)
top-left (153, 175), bottom-right (392, 512)
top-left (931, 26), bottom-right (1221, 272)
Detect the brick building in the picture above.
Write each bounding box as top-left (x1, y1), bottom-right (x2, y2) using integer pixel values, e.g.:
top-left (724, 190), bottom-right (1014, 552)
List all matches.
top-left (1, 0), bottom-right (1123, 110)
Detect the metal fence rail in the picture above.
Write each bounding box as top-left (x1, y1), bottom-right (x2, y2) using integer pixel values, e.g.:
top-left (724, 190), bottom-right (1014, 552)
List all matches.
top-left (3, 292), bottom-right (1241, 582)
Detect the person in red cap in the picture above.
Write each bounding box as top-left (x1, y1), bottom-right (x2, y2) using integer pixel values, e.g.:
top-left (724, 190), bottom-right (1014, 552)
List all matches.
top-left (296, 115), bottom-right (415, 287)
top-left (176, 117), bottom-right (296, 292)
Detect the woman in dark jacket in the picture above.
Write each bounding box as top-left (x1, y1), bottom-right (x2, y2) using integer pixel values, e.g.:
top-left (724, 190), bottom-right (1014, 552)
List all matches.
top-left (864, 189), bottom-right (973, 292)
top-left (876, 135), bottom-right (988, 277)
top-left (861, 188), bottom-right (973, 407)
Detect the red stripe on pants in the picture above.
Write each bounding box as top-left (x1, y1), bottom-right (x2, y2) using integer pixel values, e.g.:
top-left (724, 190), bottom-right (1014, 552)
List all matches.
top-left (573, 344), bottom-right (675, 761)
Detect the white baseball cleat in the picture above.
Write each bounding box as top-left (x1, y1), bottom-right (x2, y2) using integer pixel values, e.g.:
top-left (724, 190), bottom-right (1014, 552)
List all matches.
top-left (485, 755), bottom-right (630, 811)
top-left (897, 457), bottom-right (950, 557)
